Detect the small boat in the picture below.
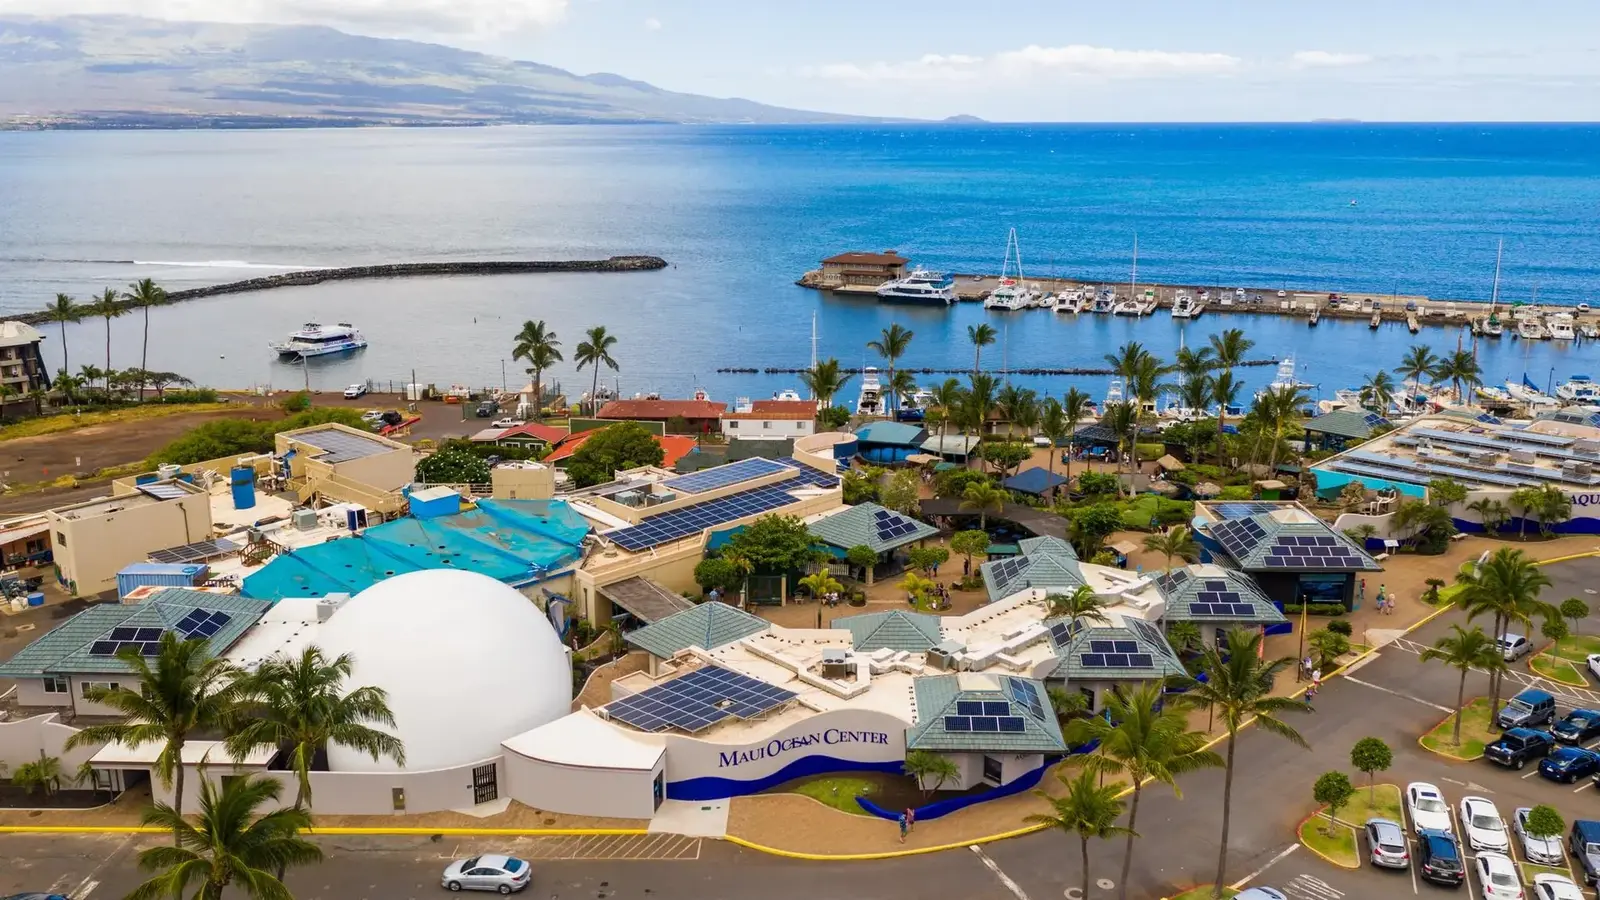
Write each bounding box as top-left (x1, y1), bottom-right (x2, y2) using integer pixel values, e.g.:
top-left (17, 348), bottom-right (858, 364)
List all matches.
top-left (1053, 289), bottom-right (1085, 313)
top-left (1581, 323), bottom-right (1600, 339)
top-left (1308, 306), bottom-right (1320, 327)
top-left (896, 389), bottom-right (936, 421)
top-left (1089, 288), bottom-right (1116, 314)
top-left (270, 322), bottom-right (368, 358)
top-left (773, 389), bottom-right (804, 402)
top-left (1556, 375), bottom-right (1600, 404)
top-left (1516, 318), bottom-right (1548, 340)
top-left (1548, 313), bottom-right (1577, 341)
top-left (1483, 313), bottom-right (1504, 338)
top-left (1256, 355), bottom-right (1315, 400)
top-left (876, 267), bottom-right (956, 305)
top-left (1506, 376), bottom-right (1559, 409)
top-left (1476, 384), bottom-right (1513, 405)
top-left (1112, 297), bottom-right (1146, 316)
top-left (984, 229), bottom-right (1033, 311)
top-left (856, 367), bottom-right (883, 417)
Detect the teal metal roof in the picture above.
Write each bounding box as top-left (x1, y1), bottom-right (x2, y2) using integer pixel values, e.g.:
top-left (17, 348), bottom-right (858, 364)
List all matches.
top-left (0, 590), bottom-right (269, 678)
top-left (1206, 511), bottom-right (1383, 572)
top-left (807, 502), bottom-right (938, 554)
top-left (1045, 618), bottom-right (1186, 682)
top-left (854, 421), bottom-right (926, 446)
top-left (1304, 409), bottom-right (1389, 440)
top-left (1154, 567), bottom-right (1289, 625)
top-left (980, 536), bottom-right (1086, 602)
top-left (623, 601), bottom-right (771, 659)
top-left (833, 609), bottom-right (942, 652)
top-left (906, 674), bottom-right (1066, 753)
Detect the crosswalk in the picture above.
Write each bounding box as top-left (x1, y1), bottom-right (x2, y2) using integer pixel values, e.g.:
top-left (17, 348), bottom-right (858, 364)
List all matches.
top-left (438, 833), bottom-right (702, 861)
top-left (1385, 638), bottom-right (1600, 707)
top-left (1280, 873), bottom-right (1345, 900)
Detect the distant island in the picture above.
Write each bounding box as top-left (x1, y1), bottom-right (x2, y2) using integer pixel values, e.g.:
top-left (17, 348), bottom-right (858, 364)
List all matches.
top-left (942, 114), bottom-right (988, 124)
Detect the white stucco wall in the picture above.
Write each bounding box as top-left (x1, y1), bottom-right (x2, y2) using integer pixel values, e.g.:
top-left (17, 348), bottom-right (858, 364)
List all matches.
top-left (934, 751), bottom-right (1045, 791)
top-left (661, 708), bottom-right (908, 786)
top-left (502, 750), bottom-right (662, 820)
top-left (170, 757), bottom-right (501, 815)
top-left (70, 675), bottom-right (145, 716)
top-left (12, 678), bottom-right (72, 709)
top-left (0, 711), bottom-right (102, 775)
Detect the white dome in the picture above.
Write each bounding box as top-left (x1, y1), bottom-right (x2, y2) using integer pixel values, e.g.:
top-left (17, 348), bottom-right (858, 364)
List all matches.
top-left (315, 569), bottom-right (571, 772)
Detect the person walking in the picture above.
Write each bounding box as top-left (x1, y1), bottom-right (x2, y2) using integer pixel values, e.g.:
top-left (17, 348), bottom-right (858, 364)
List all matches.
top-left (905, 807), bottom-right (916, 832)
top-left (963, 556), bottom-right (972, 577)
top-left (1312, 668), bottom-right (1322, 690)
top-left (1304, 686), bottom-right (1316, 710)
top-left (898, 813), bottom-right (908, 843)
top-left (1358, 578), bottom-right (1366, 603)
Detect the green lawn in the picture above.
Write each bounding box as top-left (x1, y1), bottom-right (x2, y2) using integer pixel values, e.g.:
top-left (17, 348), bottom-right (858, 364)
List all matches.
top-left (788, 776), bottom-right (877, 816)
top-left (1532, 652), bottom-right (1589, 686)
top-left (1338, 783), bottom-right (1403, 825)
top-left (1546, 634), bottom-right (1600, 664)
top-left (1421, 697), bottom-right (1496, 760)
top-left (1167, 888), bottom-right (1237, 900)
top-left (1521, 862), bottom-right (1572, 882)
top-left (1298, 817), bottom-right (1360, 867)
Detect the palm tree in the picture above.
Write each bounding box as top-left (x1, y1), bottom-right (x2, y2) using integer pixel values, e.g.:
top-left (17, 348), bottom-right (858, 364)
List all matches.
top-left (1359, 370), bottom-right (1397, 415)
top-left (967, 323), bottom-right (997, 374)
top-left (1208, 328), bottom-right (1255, 372)
top-left (87, 288), bottom-right (124, 393)
top-left (1142, 525), bottom-right (1199, 571)
top-left (1066, 682), bottom-right (1223, 900)
top-left (1177, 629), bottom-right (1309, 899)
top-left (1467, 497), bottom-right (1510, 535)
top-left (1532, 485), bottom-right (1573, 538)
top-left (1439, 350), bottom-right (1483, 405)
top-left (224, 647), bottom-right (405, 813)
top-left (128, 774), bottom-right (323, 900)
top-left (1179, 373), bottom-right (1213, 421)
top-left (1104, 341), bottom-right (1154, 388)
top-left (800, 357), bottom-right (853, 411)
top-left (960, 480), bottom-right (1008, 529)
top-left (65, 632), bottom-right (242, 817)
top-left (928, 377), bottom-right (966, 451)
top-left (964, 372), bottom-right (999, 439)
top-left (885, 370), bottom-right (918, 418)
top-left (123, 278), bottom-right (167, 400)
top-left (1046, 585), bottom-right (1112, 625)
top-left (45, 294), bottom-right (82, 376)
top-left (798, 571), bottom-right (843, 601)
top-left (867, 324), bottom-right (915, 411)
top-left (1027, 768), bottom-right (1134, 900)
top-left (1100, 400), bottom-right (1139, 483)
top-left (1039, 398), bottom-right (1069, 484)
top-left (1174, 344), bottom-right (1216, 381)
top-left (1420, 624), bottom-right (1506, 746)
top-left (1454, 547), bottom-right (1555, 716)
top-left (511, 320), bottom-right (562, 419)
top-left (996, 384), bottom-right (1038, 439)
top-left (1395, 345), bottom-right (1441, 410)
top-left (1508, 486), bottom-right (1542, 539)
top-left (1265, 386), bottom-right (1311, 471)
top-left (1210, 371), bottom-right (1242, 462)
top-left (574, 326), bottom-right (619, 414)
top-left (1061, 387), bottom-right (1093, 481)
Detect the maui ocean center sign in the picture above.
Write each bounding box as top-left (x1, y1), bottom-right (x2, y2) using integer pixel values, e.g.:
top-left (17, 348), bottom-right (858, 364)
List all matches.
top-left (718, 728), bottom-right (891, 769)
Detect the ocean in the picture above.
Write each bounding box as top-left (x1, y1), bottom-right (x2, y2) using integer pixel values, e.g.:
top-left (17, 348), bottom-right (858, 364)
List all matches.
top-left (1, 123), bottom-right (1598, 404)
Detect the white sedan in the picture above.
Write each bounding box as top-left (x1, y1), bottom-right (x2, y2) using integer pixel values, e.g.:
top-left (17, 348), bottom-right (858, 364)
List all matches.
top-left (1533, 873), bottom-right (1585, 900)
top-left (1460, 796), bottom-right (1509, 852)
top-left (1587, 654), bottom-right (1600, 683)
top-left (1475, 852), bottom-right (1523, 900)
top-left (1406, 782), bottom-right (1453, 834)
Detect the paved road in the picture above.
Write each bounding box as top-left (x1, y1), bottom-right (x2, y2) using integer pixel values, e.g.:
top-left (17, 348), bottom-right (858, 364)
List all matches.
top-left (8, 557), bottom-right (1600, 900)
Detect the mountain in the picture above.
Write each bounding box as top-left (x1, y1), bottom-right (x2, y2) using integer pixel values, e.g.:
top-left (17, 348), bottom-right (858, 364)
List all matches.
top-left (0, 15), bottom-right (896, 128)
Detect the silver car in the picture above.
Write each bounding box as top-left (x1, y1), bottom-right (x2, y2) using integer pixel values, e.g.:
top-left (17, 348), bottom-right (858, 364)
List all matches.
top-left (441, 854), bottom-right (531, 894)
top-left (1366, 817), bottom-right (1410, 869)
top-left (1515, 807), bottom-right (1566, 866)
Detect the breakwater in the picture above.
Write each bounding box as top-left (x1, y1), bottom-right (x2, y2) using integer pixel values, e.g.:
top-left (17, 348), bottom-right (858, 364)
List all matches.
top-left (11, 256), bottom-right (668, 325)
top-left (716, 358), bottom-right (1280, 376)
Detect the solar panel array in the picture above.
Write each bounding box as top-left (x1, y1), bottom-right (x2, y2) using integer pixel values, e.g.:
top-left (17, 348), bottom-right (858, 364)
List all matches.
top-left (89, 624), bottom-right (166, 657)
top-left (1006, 678), bottom-right (1046, 720)
top-left (1080, 651), bottom-right (1156, 669)
top-left (1047, 618), bottom-right (1084, 648)
top-left (988, 555), bottom-right (1033, 593)
top-left (295, 427), bottom-right (390, 462)
top-left (1088, 639), bottom-right (1140, 654)
top-left (138, 482), bottom-right (191, 501)
top-left (1211, 502), bottom-right (1281, 520)
top-left (1188, 578), bottom-right (1259, 616)
top-left (1262, 534), bottom-right (1367, 569)
top-left (149, 538), bottom-right (241, 565)
top-left (775, 458), bottom-right (841, 488)
top-left (607, 485), bottom-right (800, 551)
top-left (604, 665), bottom-right (797, 733)
top-left (944, 715), bottom-right (1027, 733)
top-left (175, 608), bottom-right (232, 639)
top-left (1155, 568), bottom-right (1192, 594)
top-left (1210, 517), bottom-right (1268, 561)
top-left (1360, 412), bottom-right (1389, 428)
top-left (662, 457), bottom-right (790, 494)
top-left (872, 508), bottom-right (923, 543)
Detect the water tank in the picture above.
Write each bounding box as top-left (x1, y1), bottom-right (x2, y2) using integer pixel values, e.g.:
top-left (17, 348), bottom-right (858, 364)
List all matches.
top-left (230, 466), bottom-right (257, 510)
top-left (157, 463), bottom-right (182, 480)
top-left (292, 508), bottom-right (319, 530)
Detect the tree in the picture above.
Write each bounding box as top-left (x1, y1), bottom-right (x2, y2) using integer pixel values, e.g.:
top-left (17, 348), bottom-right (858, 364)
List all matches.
top-left (1454, 547), bottom-right (1554, 716)
top-left (885, 370), bottom-right (918, 418)
top-left (995, 384), bottom-right (1038, 439)
top-left (798, 571), bottom-right (843, 600)
top-left (87, 287), bottom-right (125, 392)
top-left (1307, 628), bottom-right (1350, 669)
top-left (224, 647), bottom-right (404, 813)
top-left (565, 422), bottom-right (664, 487)
top-left (1543, 617), bottom-right (1569, 644)
top-left (950, 529), bottom-right (990, 575)
top-left (1359, 370), bottom-right (1397, 414)
top-left (1209, 371), bottom-right (1243, 462)
top-left (1342, 524), bottom-right (1378, 548)
top-left (574, 325), bottom-right (620, 414)
top-left (879, 469), bottom-right (921, 514)
top-left (511, 320), bottom-right (562, 419)
top-left (1395, 345), bottom-right (1442, 409)
top-left (1467, 498), bottom-right (1510, 535)
top-left (123, 278), bottom-right (168, 400)
top-left (1174, 629), bottom-right (1307, 899)
top-left (906, 545), bottom-right (949, 576)
top-left (1166, 621), bottom-right (1202, 656)
top-left (928, 377), bottom-right (966, 451)
top-left (967, 323), bottom-right (997, 374)
top-left (1394, 500), bottom-right (1457, 554)
top-left (842, 469), bottom-right (881, 505)
top-left (1026, 768), bottom-right (1134, 900)
top-left (1263, 386), bottom-right (1311, 471)
top-left (1563, 598), bottom-right (1591, 636)
top-left (1428, 478), bottom-right (1468, 508)
top-left (1100, 400), bottom-right (1139, 479)
top-left (800, 358), bottom-right (853, 410)
top-left (1440, 349), bottom-right (1483, 405)
top-left (1208, 328), bottom-right (1255, 373)
top-left (1508, 486), bottom-right (1542, 539)
top-left (1526, 805), bottom-right (1565, 844)
top-left (818, 404), bottom-right (850, 430)
top-left (1142, 526), bottom-right (1199, 571)
top-left (11, 753), bottom-right (63, 796)
top-left (903, 750), bottom-right (959, 799)
top-left (960, 479), bottom-right (1008, 529)
top-left (1039, 398), bottom-right (1070, 484)
top-left (1069, 504), bottom-right (1123, 557)
top-left (66, 632), bottom-right (242, 818)
top-left (1350, 737), bottom-right (1392, 804)
top-left (1179, 373), bottom-right (1214, 422)
top-left (1075, 470), bottom-right (1118, 497)
top-left (1532, 484), bottom-right (1573, 538)
top-left (846, 544), bottom-right (878, 579)
top-left (694, 558), bottom-right (739, 593)
top-left (1046, 585), bottom-right (1111, 626)
top-left (934, 468), bottom-right (988, 499)
top-left (45, 293), bottom-right (82, 377)
top-left (977, 441), bottom-right (1031, 479)
top-left (900, 572), bottom-right (937, 609)
top-left (726, 514), bottom-right (822, 574)
top-left (1419, 624), bottom-right (1505, 746)
top-left (1066, 682), bottom-right (1223, 900)
top-left (867, 324), bottom-right (915, 411)
top-left (128, 774), bottom-right (322, 900)
top-left (1061, 387), bottom-right (1094, 481)
top-left (1312, 771), bottom-right (1356, 836)
top-left (964, 372), bottom-right (999, 438)
top-left (415, 445), bottom-right (490, 484)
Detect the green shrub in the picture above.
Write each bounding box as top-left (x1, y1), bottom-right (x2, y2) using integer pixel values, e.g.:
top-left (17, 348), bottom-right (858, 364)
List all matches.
top-left (1075, 471), bottom-right (1118, 496)
top-left (146, 407), bottom-right (369, 466)
top-left (1281, 602), bottom-right (1347, 617)
top-left (278, 390), bottom-right (312, 414)
top-left (1327, 619), bottom-right (1354, 637)
top-left (415, 445), bottom-right (490, 483)
top-left (1217, 486), bottom-right (1253, 500)
top-left (1135, 443), bottom-right (1164, 460)
top-left (150, 388), bottom-right (219, 405)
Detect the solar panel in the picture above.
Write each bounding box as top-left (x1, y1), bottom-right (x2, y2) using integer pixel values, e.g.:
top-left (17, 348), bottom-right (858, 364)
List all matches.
top-left (998, 716), bottom-right (1026, 733)
top-left (1204, 580), bottom-right (1229, 591)
top-left (109, 627), bottom-right (138, 641)
top-left (663, 458), bottom-right (789, 494)
top-left (138, 482), bottom-right (190, 501)
top-left (604, 665), bottom-right (797, 733)
top-left (1104, 653), bottom-right (1130, 667)
top-left (1089, 639), bottom-right (1116, 653)
top-left (1006, 678), bottom-right (1045, 720)
top-left (1212, 502), bottom-right (1280, 519)
top-left (194, 620), bottom-right (221, 637)
top-left (116, 641), bottom-right (141, 653)
top-left (148, 538), bottom-right (241, 565)
top-left (989, 555), bottom-right (1033, 591)
top-left (607, 484), bottom-right (803, 551)
top-left (1190, 602), bottom-right (1214, 615)
top-left (1080, 653), bottom-right (1107, 667)
top-left (956, 700), bottom-right (984, 715)
top-left (1129, 654), bottom-right (1155, 667)
top-left (293, 426), bottom-right (391, 463)
top-left (140, 642), bottom-right (162, 656)
top-left (971, 716), bottom-right (999, 732)
top-left (945, 716), bottom-right (972, 732)
top-left (1113, 640), bottom-right (1138, 653)
top-left (982, 701), bottom-right (1010, 716)
top-left (133, 627), bottom-right (164, 642)
top-left (1229, 603), bottom-right (1255, 616)
top-left (775, 458), bottom-right (841, 488)
top-left (89, 640), bottom-right (118, 656)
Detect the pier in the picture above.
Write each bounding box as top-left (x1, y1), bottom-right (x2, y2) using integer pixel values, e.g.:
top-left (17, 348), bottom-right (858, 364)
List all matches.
top-left (715, 359), bottom-right (1281, 376)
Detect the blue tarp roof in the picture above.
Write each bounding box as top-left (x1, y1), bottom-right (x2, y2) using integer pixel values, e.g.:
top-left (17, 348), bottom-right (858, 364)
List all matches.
top-left (1002, 467), bottom-right (1069, 495)
top-left (241, 499), bottom-right (591, 600)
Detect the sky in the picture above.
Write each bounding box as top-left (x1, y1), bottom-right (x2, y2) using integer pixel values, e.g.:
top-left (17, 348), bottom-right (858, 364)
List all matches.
top-left (2, 0), bottom-right (1599, 120)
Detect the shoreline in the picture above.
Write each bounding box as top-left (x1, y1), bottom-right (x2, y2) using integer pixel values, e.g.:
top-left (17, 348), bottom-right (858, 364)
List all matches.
top-left (8, 256), bottom-right (668, 325)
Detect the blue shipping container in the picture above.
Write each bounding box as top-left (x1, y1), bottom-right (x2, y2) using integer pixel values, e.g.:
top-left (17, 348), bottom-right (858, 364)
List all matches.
top-left (117, 563), bottom-right (208, 598)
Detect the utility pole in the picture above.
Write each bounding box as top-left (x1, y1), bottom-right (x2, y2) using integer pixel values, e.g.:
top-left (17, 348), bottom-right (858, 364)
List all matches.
top-left (501, 359), bottom-right (507, 393)
top-left (302, 354), bottom-right (310, 395)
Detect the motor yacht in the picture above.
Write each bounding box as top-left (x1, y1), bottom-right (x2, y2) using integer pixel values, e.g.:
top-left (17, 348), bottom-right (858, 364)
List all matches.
top-left (270, 322), bottom-right (367, 358)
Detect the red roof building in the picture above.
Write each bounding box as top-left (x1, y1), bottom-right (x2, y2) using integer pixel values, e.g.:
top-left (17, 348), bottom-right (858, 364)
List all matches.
top-left (543, 430), bottom-right (699, 468)
top-left (595, 398), bottom-right (726, 433)
top-left (490, 423), bottom-right (569, 447)
top-left (819, 251), bottom-right (910, 287)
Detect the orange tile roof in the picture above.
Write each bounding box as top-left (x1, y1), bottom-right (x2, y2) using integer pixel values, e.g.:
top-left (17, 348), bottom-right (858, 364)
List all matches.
top-left (596, 399), bottom-right (726, 420)
top-left (722, 410), bottom-right (814, 420)
top-left (543, 430), bottom-right (699, 468)
top-left (748, 399), bottom-right (819, 415)
top-left (822, 251), bottom-right (908, 266)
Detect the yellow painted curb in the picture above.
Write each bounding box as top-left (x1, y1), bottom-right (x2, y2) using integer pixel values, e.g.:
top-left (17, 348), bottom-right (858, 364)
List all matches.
top-left (1530, 649), bottom-right (1589, 687)
top-left (1536, 550), bottom-right (1600, 566)
top-left (723, 825), bottom-right (1047, 861)
top-left (1295, 812), bottom-right (1360, 870)
top-left (1416, 701), bottom-right (1488, 762)
top-left (0, 826), bottom-right (649, 837)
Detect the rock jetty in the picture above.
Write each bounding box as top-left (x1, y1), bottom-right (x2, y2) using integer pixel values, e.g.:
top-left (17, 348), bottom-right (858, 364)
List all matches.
top-left (12, 256), bottom-right (668, 325)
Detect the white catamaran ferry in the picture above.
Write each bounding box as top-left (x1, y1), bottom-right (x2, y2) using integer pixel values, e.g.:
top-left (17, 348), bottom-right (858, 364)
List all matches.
top-left (271, 323), bottom-right (368, 358)
top-left (876, 267), bottom-right (957, 305)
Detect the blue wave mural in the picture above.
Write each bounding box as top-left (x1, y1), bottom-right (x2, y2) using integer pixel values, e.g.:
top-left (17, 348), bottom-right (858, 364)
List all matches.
top-left (1451, 515), bottom-right (1600, 537)
top-left (856, 759), bottom-right (1054, 822)
top-left (666, 755), bottom-right (905, 802)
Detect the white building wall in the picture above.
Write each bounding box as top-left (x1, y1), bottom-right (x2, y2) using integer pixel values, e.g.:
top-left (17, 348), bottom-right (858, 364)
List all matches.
top-left (0, 711), bottom-right (102, 775)
top-left (172, 758), bottom-right (501, 815)
top-left (720, 418), bottom-right (815, 440)
top-left (13, 679), bottom-right (72, 709)
top-left (661, 708), bottom-right (908, 788)
top-left (70, 675), bottom-right (146, 716)
top-left (502, 751), bottom-right (662, 820)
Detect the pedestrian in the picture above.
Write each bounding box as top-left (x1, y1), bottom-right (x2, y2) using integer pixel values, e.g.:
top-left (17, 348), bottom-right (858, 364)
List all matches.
top-left (1358, 578), bottom-right (1366, 602)
top-left (905, 807), bottom-right (916, 832)
top-left (932, 562), bottom-right (939, 577)
top-left (1302, 655), bottom-right (1313, 679)
top-left (1304, 687), bottom-right (1316, 710)
top-left (963, 556), bottom-right (972, 577)
top-left (1312, 668), bottom-right (1322, 689)
top-left (898, 813), bottom-right (908, 843)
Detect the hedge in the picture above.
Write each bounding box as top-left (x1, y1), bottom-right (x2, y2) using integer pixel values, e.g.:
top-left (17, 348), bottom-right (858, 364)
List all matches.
top-left (1280, 602), bottom-right (1347, 617)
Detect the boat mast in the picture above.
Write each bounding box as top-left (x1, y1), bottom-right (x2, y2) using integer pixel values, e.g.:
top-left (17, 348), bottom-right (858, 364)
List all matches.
top-left (1490, 238), bottom-right (1502, 312)
top-left (1130, 233), bottom-right (1138, 299)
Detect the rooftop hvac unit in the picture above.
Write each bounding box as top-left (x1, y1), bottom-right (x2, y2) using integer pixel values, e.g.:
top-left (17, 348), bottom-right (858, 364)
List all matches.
top-left (1468, 450), bottom-right (1500, 465)
top-left (821, 650), bottom-right (851, 679)
top-left (291, 508), bottom-right (318, 531)
top-left (648, 490), bottom-right (678, 505)
top-left (614, 490), bottom-right (643, 507)
top-left (1577, 439), bottom-right (1600, 455)
top-left (926, 643), bottom-right (964, 672)
top-left (1564, 460), bottom-right (1593, 476)
top-left (1509, 448), bottom-right (1538, 465)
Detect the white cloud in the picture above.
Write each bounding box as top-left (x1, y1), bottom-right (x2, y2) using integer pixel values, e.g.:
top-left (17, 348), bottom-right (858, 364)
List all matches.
top-left (802, 44), bottom-right (1239, 83)
top-left (0, 0), bottom-right (569, 38)
top-left (1291, 50), bottom-right (1374, 68)
top-left (643, 16), bottom-right (661, 31)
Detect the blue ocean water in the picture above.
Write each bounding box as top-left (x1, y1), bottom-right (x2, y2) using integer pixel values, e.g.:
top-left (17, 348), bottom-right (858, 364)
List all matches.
top-left (0, 123), bottom-right (1597, 403)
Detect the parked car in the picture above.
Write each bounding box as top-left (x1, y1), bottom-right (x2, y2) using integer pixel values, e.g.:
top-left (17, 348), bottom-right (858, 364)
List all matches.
top-left (1532, 873), bottom-right (1586, 900)
top-left (1498, 632), bottom-right (1533, 661)
top-left (1497, 689), bottom-right (1557, 730)
top-left (476, 400), bottom-right (499, 418)
top-left (1474, 851), bottom-right (1523, 900)
top-left (1569, 820), bottom-right (1600, 885)
top-left (1553, 709), bottom-right (1600, 744)
top-left (1417, 828), bottom-right (1467, 887)
top-left (1365, 817), bottom-right (1410, 870)
top-left (1407, 782), bottom-right (1453, 834)
top-left (1234, 890), bottom-right (1288, 900)
top-left (1460, 796), bottom-right (1509, 852)
top-left (1541, 746), bottom-right (1600, 783)
top-left (343, 383), bottom-right (367, 399)
top-left (1589, 654), bottom-right (1600, 683)
top-left (490, 417), bottom-right (525, 428)
top-left (360, 410), bottom-right (385, 423)
top-left (1486, 727), bottom-right (1555, 769)
top-left (441, 855), bottom-right (531, 894)
top-left (1516, 807), bottom-right (1567, 866)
